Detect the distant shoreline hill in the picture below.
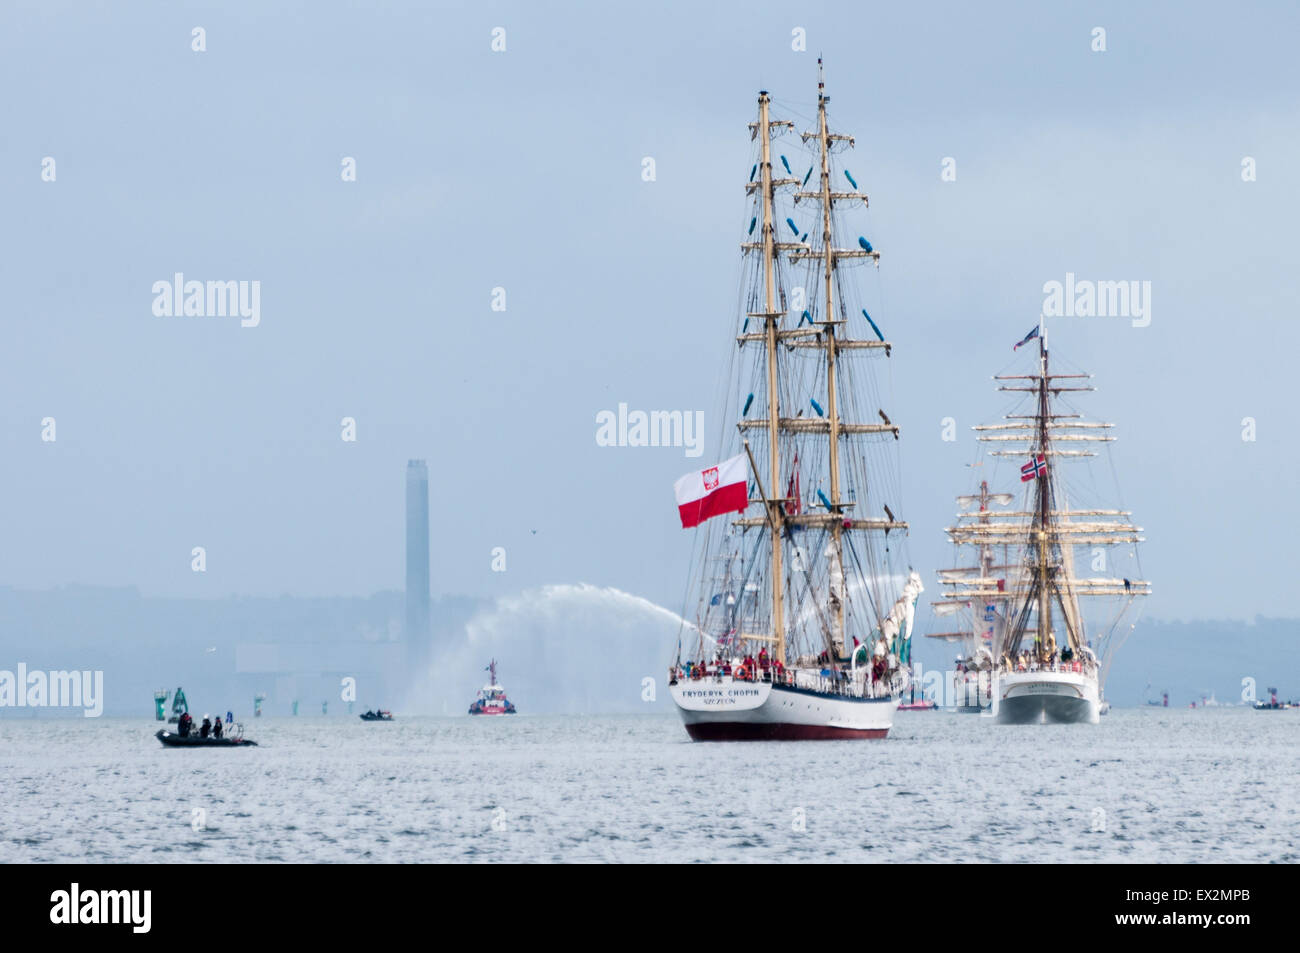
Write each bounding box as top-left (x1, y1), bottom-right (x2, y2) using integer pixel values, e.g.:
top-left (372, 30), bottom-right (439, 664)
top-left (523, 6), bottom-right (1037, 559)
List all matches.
top-left (0, 585), bottom-right (484, 718)
top-left (915, 614), bottom-right (1299, 708)
top-left (0, 583), bottom-right (687, 717)
top-left (2, 586), bottom-right (1292, 716)
top-left (1102, 616), bottom-right (1298, 707)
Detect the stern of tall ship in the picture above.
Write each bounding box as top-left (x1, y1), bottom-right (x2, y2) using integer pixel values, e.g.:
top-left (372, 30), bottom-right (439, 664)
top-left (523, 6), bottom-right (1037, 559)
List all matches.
top-left (992, 670), bottom-right (1099, 725)
top-left (670, 676), bottom-right (898, 740)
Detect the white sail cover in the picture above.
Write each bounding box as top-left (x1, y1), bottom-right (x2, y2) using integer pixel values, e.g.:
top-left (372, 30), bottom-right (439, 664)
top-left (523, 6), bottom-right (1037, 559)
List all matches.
top-left (825, 542), bottom-right (846, 652)
top-left (880, 571), bottom-right (925, 651)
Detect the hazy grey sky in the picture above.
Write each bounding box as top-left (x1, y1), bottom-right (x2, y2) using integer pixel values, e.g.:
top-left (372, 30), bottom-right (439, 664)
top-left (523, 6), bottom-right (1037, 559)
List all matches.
top-left (3, 0), bottom-right (1297, 622)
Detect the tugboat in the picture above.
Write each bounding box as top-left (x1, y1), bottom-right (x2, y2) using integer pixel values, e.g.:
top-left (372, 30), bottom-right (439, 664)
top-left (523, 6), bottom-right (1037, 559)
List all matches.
top-left (359, 709), bottom-right (394, 721)
top-left (468, 660), bottom-right (517, 715)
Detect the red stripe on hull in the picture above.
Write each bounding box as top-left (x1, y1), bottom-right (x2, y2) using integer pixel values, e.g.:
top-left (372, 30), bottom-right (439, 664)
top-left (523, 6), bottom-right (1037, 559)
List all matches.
top-left (684, 722), bottom-right (889, 741)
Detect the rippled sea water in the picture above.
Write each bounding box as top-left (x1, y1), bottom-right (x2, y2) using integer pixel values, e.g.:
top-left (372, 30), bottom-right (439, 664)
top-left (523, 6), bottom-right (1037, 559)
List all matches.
top-left (1, 708), bottom-right (1295, 862)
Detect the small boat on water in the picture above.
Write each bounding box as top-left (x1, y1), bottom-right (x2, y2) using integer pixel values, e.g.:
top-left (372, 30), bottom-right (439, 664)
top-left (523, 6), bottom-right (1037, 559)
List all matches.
top-left (155, 728), bottom-right (257, 747)
top-left (1254, 688), bottom-right (1297, 710)
top-left (898, 700), bottom-right (938, 712)
top-left (468, 660), bottom-right (516, 715)
top-left (360, 710), bottom-right (394, 721)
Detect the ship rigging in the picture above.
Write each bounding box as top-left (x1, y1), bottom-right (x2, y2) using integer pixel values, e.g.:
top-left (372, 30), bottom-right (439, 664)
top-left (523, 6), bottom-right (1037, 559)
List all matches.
top-left (669, 63), bottom-right (922, 740)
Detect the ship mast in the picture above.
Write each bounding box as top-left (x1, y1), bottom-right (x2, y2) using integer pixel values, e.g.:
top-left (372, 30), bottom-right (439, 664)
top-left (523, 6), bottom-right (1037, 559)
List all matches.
top-left (931, 481), bottom-right (1018, 637)
top-left (787, 62), bottom-right (904, 656)
top-left (733, 75), bottom-right (907, 666)
top-left (933, 322), bottom-right (1151, 690)
top-left (1034, 334), bottom-right (1053, 661)
top-left (757, 91), bottom-right (786, 665)
top-left (815, 60), bottom-right (847, 655)
top-left (977, 326), bottom-right (1150, 663)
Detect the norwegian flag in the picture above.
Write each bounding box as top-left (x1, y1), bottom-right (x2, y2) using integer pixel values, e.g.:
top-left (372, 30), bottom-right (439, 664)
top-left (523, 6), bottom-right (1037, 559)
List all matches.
top-left (1020, 453), bottom-right (1048, 482)
top-left (1013, 325), bottom-right (1040, 351)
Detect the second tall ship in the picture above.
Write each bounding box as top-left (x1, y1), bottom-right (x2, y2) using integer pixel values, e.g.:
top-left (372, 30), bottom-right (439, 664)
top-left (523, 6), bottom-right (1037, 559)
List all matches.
top-left (939, 325), bottom-right (1150, 724)
top-left (668, 64), bottom-right (922, 740)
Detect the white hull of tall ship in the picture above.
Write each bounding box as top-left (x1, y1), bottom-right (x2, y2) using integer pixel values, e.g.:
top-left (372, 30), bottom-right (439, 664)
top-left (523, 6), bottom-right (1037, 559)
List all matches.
top-left (670, 674), bottom-right (898, 740)
top-left (992, 669), bottom-right (1100, 725)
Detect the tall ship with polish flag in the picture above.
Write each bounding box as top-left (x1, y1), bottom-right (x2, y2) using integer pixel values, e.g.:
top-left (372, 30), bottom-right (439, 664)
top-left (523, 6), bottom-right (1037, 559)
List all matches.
top-left (943, 322), bottom-right (1150, 724)
top-left (668, 63), bottom-right (922, 741)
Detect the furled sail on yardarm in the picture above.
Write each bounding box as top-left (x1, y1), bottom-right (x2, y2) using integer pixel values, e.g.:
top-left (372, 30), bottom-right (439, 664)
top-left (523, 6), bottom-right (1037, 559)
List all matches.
top-left (668, 63), bottom-right (922, 741)
top-left (937, 323), bottom-right (1150, 724)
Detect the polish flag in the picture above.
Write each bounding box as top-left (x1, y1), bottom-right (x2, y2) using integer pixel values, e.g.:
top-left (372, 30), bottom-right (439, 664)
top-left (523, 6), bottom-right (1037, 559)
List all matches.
top-left (674, 454), bottom-right (748, 529)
